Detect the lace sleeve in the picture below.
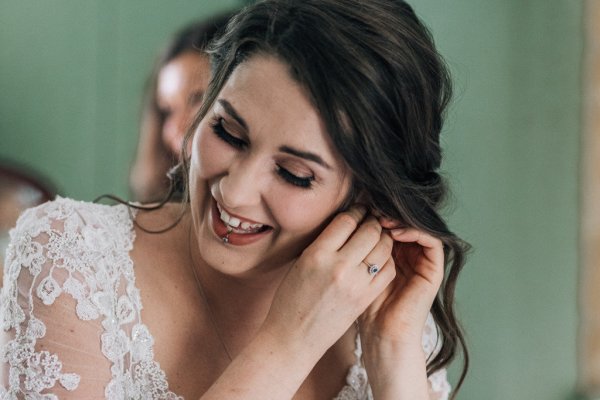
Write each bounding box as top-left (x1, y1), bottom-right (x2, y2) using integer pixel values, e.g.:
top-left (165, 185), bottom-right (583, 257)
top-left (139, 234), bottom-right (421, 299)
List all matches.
top-left (1, 201), bottom-right (113, 398)
top-left (422, 314), bottom-right (451, 400)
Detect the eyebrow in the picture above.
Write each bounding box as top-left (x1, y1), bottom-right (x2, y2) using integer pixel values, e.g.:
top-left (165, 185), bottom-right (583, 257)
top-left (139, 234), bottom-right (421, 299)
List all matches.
top-left (218, 98), bottom-right (332, 170)
top-left (279, 146), bottom-right (332, 169)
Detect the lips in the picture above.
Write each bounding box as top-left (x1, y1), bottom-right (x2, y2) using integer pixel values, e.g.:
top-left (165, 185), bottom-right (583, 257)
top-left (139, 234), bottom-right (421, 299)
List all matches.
top-left (217, 203), bottom-right (269, 234)
top-left (210, 198), bottom-right (273, 245)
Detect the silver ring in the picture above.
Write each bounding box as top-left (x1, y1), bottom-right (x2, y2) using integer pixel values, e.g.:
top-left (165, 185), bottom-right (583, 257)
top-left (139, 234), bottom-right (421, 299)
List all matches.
top-left (362, 261), bottom-right (380, 276)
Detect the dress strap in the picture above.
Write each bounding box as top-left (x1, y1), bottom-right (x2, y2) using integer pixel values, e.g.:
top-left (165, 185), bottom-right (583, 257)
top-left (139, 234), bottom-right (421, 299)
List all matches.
top-left (353, 321), bottom-right (363, 363)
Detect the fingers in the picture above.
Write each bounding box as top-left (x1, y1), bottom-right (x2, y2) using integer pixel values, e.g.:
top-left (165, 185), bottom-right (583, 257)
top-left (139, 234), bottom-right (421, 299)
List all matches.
top-left (355, 256), bottom-right (397, 321)
top-left (370, 208), bottom-right (404, 230)
top-left (378, 216), bottom-right (404, 230)
top-left (339, 216), bottom-right (383, 261)
top-left (314, 205), bottom-right (368, 251)
top-left (390, 228), bottom-right (442, 252)
top-left (367, 256), bottom-right (396, 297)
top-left (314, 207), bottom-right (400, 273)
top-left (390, 227), bottom-right (444, 285)
top-left (359, 232), bottom-right (393, 277)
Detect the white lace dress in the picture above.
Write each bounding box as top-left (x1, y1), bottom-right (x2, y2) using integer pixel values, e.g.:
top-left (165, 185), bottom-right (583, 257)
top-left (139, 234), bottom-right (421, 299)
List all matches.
top-left (0, 197), bottom-right (451, 399)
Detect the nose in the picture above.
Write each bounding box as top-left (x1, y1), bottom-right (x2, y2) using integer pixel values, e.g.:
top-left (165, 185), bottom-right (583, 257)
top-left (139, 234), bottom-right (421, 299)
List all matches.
top-left (218, 158), bottom-right (265, 210)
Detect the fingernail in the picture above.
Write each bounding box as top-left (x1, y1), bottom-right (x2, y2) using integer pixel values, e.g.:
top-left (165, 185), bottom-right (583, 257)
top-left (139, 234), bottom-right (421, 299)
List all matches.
top-left (379, 216), bottom-right (395, 224)
top-left (391, 228), bottom-right (406, 235)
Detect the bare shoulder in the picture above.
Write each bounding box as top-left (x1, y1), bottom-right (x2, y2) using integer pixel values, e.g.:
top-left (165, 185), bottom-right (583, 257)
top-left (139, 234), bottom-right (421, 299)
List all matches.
top-left (132, 202), bottom-right (189, 250)
top-left (129, 201), bottom-right (192, 292)
top-left (133, 201), bottom-right (189, 233)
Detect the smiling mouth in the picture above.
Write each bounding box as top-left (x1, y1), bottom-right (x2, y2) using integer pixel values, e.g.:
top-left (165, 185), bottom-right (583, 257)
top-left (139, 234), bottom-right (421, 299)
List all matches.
top-left (216, 203), bottom-right (272, 234)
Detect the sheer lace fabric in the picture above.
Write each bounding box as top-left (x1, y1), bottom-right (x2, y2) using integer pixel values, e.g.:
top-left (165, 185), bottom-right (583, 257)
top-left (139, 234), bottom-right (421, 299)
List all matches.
top-left (1, 197), bottom-right (450, 399)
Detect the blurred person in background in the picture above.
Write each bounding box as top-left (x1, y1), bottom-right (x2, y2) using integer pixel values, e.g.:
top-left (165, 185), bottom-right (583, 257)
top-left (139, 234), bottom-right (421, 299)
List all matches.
top-left (130, 13), bottom-right (234, 202)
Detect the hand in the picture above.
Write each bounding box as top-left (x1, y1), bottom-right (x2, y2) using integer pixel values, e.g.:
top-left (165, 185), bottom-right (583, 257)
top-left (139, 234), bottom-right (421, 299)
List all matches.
top-left (356, 220), bottom-right (444, 400)
top-left (260, 206), bottom-right (396, 361)
top-left (359, 226), bottom-right (444, 346)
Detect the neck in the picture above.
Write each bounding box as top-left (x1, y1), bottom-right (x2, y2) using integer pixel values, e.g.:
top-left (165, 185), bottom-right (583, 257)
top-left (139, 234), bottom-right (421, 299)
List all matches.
top-left (200, 261), bottom-right (293, 358)
top-left (186, 218), bottom-right (294, 356)
top-left (201, 263), bottom-right (287, 318)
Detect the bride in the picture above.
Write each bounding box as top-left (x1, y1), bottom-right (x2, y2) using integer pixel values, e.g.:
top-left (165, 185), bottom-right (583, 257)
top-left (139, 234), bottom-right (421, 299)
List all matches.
top-left (1, 0), bottom-right (469, 399)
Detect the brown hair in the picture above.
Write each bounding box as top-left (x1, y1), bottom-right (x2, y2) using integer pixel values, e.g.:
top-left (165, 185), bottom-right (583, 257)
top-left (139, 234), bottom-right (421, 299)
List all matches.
top-left (178, 0), bottom-right (470, 395)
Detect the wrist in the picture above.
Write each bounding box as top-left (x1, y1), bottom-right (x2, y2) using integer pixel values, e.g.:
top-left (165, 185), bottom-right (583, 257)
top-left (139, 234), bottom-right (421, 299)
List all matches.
top-left (256, 324), bottom-right (323, 368)
top-left (361, 336), bottom-right (429, 400)
top-left (201, 328), bottom-right (320, 400)
top-left (257, 318), bottom-right (329, 369)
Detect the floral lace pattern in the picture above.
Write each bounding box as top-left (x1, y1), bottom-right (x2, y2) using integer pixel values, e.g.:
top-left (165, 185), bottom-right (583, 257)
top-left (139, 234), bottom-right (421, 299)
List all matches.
top-left (0, 197), bottom-right (449, 399)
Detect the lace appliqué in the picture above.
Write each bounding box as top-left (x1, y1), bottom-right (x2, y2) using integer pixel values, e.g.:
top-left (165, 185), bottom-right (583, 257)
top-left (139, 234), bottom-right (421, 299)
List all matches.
top-left (333, 334), bottom-right (373, 400)
top-left (1, 197), bottom-right (450, 400)
top-left (0, 197), bottom-right (181, 399)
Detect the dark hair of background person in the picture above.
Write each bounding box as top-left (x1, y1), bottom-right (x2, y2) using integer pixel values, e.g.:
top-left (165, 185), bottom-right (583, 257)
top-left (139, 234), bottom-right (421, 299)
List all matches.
top-left (129, 12), bottom-right (234, 202)
top-left (171, 0), bottom-right (470, 396)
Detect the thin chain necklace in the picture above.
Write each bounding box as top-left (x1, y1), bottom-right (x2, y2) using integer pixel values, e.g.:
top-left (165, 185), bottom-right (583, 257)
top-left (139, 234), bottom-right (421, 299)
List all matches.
top-left (187, 226), bottom-right (233, 362)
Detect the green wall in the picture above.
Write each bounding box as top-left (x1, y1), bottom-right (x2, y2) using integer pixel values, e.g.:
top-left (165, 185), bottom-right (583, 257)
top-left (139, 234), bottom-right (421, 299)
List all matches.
top-left (411, 1), bottom-right (582, 399)
top-left (0, 0), bottom-right (241, 199)
top-left (0, 1), bottom-right (582, 399)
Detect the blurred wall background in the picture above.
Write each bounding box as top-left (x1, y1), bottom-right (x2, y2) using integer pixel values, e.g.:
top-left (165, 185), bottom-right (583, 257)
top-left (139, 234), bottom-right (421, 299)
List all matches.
top-left (0, 1), bottom-right (582, 399)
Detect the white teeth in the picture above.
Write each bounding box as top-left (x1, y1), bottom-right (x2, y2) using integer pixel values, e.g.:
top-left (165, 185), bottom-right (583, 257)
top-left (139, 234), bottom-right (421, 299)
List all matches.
top-left (220, 210), bottom-right (230, 224)
top-left (217, 203), bottom-right (265, 232)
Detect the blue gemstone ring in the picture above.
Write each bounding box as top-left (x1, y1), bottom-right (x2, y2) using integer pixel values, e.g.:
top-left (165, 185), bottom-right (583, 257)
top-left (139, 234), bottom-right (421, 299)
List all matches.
top-left (362, 261), bottom-right (380, 277)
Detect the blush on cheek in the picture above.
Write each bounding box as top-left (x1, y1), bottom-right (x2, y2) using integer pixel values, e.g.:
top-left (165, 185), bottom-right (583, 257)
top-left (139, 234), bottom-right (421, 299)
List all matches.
top-left (272, 197), bottom-right (338, 240)
top-left (194, 124), bottom-right (228, 179)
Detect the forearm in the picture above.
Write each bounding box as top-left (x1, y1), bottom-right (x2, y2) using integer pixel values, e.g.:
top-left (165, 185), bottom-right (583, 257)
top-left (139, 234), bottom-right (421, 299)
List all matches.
top-left (362, 338), bottom-right (429, 400)
top-left (199, 329), bottom-right (322, 400)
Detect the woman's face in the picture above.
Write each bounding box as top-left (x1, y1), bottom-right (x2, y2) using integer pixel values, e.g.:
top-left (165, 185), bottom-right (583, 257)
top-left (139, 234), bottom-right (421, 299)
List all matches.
top-left (189, 55), bottom-right (351, 276)
top-left (157, 51), bottom-right (210, 158)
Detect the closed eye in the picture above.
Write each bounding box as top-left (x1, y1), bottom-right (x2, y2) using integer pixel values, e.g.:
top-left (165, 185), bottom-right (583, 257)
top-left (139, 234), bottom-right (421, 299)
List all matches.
top-left (211, 118), bottom-right (247, 149)
top-left (211, 117), bottom-right (314, 189)
top-left (276, 166), bottom-right (315, 188)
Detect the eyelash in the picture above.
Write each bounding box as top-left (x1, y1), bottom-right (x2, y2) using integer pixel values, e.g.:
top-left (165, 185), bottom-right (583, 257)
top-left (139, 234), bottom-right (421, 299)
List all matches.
top-left (211, 118), bottom-right (247, 149)
top-left (210, 118), bottom-right (315, 189)
top-left (276, 166), bottom-right (315, 188)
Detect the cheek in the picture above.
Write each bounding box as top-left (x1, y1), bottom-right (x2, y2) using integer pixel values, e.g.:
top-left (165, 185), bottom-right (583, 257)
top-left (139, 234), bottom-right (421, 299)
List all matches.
top-left (268, 185), bottom-right (348, 240)
top-left (191, 123), bottom-right (229, 180)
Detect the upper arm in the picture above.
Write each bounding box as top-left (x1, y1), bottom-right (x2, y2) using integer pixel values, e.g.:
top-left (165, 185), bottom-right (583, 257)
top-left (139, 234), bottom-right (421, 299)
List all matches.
top-left (1, 204), bottom-right (111, 399)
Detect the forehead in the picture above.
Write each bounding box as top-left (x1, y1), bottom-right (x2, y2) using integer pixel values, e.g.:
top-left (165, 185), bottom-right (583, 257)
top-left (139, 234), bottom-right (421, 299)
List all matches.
top-left (158, 52), bottom-right (209, 96)
top-left (218, 55), bottom-right (342, 164)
